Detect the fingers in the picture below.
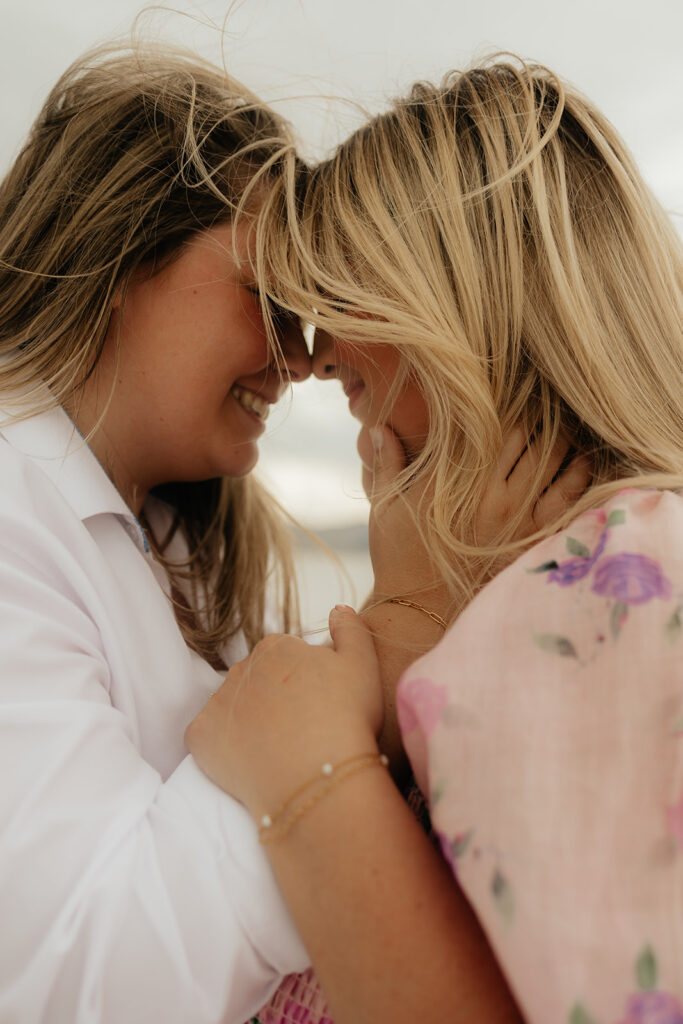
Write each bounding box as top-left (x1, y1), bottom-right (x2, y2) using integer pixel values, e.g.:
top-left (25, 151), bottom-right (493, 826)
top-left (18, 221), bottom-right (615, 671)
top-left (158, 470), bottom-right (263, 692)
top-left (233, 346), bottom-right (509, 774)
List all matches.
top-left (503, 431), bottom-right (574, 506)
top-left (534, 453), bottom-right (591, 526)
top-left (498, 424), bottom-right (529, 481)
top-left (481, 425), bottom-right (590, 544)
top-left (329, 604), bottom-right (379, 666)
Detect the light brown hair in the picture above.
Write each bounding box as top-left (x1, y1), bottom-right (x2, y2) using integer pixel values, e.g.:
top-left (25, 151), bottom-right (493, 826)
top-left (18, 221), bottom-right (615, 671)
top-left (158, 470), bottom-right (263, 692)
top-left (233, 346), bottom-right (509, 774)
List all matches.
top-left (0, 44), bottom-right (301, 655)
top-left (258, 56), bottom-right (683, 614)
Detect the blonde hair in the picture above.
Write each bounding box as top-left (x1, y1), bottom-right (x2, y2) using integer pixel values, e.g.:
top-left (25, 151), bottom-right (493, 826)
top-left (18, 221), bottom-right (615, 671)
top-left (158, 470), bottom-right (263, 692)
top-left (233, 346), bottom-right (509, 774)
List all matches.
top-left (0, 44), bottom-right (300, 655)
top-left (259, 56), bottom-right (683, 614)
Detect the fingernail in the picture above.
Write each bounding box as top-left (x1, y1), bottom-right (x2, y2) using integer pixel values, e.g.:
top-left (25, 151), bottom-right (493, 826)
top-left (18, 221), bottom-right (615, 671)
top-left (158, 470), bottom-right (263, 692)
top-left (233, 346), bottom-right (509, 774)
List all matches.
top-left (333, 604), bottom-right (354, 612)
top-left (369, 427), bottom-right (384, 453)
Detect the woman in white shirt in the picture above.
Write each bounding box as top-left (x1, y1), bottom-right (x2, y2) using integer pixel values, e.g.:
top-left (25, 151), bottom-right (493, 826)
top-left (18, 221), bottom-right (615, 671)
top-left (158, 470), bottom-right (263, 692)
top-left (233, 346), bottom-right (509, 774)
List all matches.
top-left (0, 43), bottom-right (312, 1023)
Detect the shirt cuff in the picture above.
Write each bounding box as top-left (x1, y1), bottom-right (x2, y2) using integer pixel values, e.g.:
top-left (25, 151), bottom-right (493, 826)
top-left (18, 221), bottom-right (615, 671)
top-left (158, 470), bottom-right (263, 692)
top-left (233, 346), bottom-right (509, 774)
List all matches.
top-left (167, 755), bottom-right (310, 976)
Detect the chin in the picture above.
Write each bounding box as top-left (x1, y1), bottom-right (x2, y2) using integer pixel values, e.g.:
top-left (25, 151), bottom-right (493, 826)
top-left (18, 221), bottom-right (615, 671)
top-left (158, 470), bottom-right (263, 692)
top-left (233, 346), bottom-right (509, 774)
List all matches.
top-left (220, 446), bottom-right (260, 479)
top-left (178, 445), bottom-right (260, 484)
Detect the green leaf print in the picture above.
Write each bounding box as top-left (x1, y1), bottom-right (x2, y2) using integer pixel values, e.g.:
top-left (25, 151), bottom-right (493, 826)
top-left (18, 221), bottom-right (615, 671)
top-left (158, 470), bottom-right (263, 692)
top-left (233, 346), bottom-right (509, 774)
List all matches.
top-left (533, 633), bottom-right (578, 658)
top-left (491, 869), bottom-right (515, 925)
top-left (431, 779), bottom-right (446, 806)
top-left (665, 605), bottom-right (682, 644)
top-left (451, 829), bottom-right (474, 858)
top-left (606, 509), bottom-right (626, 527)
top-left (568, 1003), bottom-right (599, 1024)
top-left (636, 944), bottom-right (657, 990)
top-left (610, 601), bottom-right (629, 639)
top-left (566, 536), bottom-right (591, 558)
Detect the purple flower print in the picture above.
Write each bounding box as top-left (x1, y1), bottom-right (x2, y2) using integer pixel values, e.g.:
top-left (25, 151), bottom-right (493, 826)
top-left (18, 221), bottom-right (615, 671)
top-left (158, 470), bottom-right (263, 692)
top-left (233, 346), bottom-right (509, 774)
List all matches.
top-left (547, 530), bottom-right (609, 587)
top-left (591, 553), bottom-right (672, 605)
top-left (613, 946), bottom-right (683, 1024)
top-left (397, 677), bottom-right (448, 737)
top-left (617, 990), bottom-right (683, 1024)
top-left (547, 556), bottom-right (595, 586)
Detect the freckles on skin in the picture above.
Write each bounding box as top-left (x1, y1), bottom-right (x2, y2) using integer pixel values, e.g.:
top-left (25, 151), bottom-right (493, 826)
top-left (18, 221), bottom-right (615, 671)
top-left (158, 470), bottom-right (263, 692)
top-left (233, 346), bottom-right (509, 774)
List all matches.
top-left (70, 221), bottom-right (299, 509)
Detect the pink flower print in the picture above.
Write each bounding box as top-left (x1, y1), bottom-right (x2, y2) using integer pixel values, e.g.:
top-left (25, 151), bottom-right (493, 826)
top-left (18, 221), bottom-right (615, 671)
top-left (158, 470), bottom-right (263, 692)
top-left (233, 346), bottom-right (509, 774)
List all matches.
top-left (591, 553), bottom-right (672, 605)
top-left (616, 991), bottom-right (683, 1024)
top-left (667, 792), bottom-right (683, 849)
top-left (437, 830), bottom-right (457, 872)
top-left (397, 677), bottom-right (447, 737)
top-left (436, 829), bottom-right (474, 875)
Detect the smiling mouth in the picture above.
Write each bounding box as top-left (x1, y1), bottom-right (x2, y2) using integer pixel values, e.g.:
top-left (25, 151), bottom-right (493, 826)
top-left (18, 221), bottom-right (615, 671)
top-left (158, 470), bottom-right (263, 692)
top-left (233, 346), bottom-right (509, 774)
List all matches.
top-left (344, 379), bottom-right (365, 414)
top-left (231, 385), bottom-right (270, 421)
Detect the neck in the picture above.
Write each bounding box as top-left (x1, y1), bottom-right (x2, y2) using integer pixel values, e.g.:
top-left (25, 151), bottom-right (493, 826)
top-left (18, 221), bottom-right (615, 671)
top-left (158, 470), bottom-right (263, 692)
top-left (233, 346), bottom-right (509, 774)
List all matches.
top-left (64, 392), bottom-right (147, 516)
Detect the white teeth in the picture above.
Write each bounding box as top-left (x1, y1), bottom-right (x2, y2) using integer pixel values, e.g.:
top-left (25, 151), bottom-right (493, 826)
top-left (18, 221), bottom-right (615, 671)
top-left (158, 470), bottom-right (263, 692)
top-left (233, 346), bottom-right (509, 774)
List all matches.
top-left (231, 385), bottom-right (269, 421)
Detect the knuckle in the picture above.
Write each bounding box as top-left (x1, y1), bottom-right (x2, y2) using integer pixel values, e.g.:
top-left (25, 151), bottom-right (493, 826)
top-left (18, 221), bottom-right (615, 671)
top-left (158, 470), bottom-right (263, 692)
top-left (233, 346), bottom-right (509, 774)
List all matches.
top-left (258, 633), bottom-right (288, 654)
top-left (257, 634), bottom-right (278, 652)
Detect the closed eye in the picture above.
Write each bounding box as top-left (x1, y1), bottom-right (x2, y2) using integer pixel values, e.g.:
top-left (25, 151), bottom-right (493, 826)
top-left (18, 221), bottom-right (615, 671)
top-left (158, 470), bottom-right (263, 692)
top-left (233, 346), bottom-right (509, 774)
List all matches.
top-left (246, 287), bottom-right (292, 327)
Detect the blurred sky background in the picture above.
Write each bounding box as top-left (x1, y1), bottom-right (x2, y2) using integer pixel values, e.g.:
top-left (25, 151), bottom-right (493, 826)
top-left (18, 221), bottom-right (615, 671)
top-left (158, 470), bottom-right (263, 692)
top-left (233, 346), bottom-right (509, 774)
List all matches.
top-left (1, 0), bottom-right (681, 624)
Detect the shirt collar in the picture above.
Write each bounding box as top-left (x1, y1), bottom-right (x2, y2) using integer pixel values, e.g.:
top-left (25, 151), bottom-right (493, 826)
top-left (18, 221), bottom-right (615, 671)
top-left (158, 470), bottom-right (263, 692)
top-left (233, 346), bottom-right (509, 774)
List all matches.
top-left (0, 403), bottom-right (150, 553)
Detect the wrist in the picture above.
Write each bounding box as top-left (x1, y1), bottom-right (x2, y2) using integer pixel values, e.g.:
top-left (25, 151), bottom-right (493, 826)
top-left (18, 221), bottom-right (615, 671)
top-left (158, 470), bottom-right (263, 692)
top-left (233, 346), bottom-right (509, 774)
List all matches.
top-left (244, 727), bottom-right (381, 821)
top-left (257, 751), bottom-right (390, 845)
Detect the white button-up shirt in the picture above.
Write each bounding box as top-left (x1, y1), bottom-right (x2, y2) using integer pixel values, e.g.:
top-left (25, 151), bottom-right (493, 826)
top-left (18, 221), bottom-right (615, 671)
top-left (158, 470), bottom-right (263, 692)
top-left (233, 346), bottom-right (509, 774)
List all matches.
top-left (0, 405), bottom-right (308, 1024)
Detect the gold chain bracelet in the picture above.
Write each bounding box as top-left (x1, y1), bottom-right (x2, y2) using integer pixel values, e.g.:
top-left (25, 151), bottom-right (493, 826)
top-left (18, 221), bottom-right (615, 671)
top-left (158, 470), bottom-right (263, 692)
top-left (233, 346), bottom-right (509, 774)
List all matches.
top-left (258, 752), bottom-right (389, 844)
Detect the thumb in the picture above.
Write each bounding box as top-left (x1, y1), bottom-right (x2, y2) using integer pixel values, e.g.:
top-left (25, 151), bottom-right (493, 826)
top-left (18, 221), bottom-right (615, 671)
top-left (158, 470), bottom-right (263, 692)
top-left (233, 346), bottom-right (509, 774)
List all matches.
top-left (328, 604), bottom-right (378, 664)
top-left (357, 424), bottom-right (407, 499)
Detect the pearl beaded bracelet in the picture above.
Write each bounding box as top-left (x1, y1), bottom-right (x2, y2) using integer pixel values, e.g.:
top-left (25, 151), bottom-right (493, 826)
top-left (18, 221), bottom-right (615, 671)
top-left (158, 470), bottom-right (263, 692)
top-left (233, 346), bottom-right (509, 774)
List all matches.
top-left (258, 752), bottom-right (390, 844)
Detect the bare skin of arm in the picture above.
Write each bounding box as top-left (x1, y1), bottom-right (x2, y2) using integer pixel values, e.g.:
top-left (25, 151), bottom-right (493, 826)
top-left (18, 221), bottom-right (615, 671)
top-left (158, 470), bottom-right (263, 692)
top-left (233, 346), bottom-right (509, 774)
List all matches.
top-left (185, 426), bottom-right (589, 1021)
top-left (185, 611), bottom-right (524, 1024)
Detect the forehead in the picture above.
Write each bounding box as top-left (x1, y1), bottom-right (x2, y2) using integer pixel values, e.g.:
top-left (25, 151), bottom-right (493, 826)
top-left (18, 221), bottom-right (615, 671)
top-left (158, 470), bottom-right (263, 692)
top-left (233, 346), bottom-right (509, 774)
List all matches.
top-left (185, 220), bottom-right (252, 259)
top-left (159, 221), bottom-right (259, 290)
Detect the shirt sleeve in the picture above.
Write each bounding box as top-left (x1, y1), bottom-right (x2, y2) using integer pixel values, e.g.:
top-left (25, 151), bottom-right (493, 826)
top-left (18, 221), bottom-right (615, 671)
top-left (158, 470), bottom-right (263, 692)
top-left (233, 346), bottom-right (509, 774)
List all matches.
top-left (397, 489), bottom-right (683, 1024)
top-left (0, 513), bottom-right (308, 1023)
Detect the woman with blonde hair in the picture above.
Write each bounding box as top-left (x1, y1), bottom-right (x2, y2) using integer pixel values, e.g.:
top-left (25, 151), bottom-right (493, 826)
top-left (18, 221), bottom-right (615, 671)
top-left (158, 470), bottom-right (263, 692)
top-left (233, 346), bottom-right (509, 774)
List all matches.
top-left (0, 43), bottom-right (316, 1022)
top-left (187, 57), bottom-right (683, 1022)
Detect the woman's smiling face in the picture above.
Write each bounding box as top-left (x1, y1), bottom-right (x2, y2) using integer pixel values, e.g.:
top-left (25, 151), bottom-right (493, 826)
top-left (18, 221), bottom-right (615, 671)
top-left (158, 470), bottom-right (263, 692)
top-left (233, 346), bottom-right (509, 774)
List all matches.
top-left (311, 330), bottom-right (429, 459)
top-left (74, 221), bottom-right (310, 508)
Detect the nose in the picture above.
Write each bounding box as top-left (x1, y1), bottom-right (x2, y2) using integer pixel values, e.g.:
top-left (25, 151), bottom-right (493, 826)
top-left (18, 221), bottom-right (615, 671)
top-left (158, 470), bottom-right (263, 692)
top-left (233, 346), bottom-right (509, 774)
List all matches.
top-left (278, 319), bottom-right (312, 383)
top-left (312, 330), bottom-right (338, 381)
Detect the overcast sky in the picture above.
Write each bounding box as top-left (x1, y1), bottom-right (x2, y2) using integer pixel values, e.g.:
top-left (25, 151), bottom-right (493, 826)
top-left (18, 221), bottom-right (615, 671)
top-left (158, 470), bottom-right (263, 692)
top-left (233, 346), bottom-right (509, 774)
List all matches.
top-left (2, 0), bottom-right (681, 528)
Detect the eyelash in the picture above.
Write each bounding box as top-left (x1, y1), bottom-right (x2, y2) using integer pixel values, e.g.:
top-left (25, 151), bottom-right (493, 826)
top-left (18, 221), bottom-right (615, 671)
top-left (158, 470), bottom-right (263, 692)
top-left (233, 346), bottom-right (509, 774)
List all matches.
top-left (248, 288), bottom-right (289, 323)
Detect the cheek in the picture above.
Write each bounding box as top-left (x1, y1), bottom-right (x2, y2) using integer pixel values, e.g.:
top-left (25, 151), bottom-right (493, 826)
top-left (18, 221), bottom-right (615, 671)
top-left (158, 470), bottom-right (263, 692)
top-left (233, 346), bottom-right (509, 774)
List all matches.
top-left (340, 342), bottom-right (429, 447)
top-left (389, 382), bottom-right (430, 448)
top-left (229, 302), bottom-right (272, 364)
top-left (207, 319), bottom-right (270, 386)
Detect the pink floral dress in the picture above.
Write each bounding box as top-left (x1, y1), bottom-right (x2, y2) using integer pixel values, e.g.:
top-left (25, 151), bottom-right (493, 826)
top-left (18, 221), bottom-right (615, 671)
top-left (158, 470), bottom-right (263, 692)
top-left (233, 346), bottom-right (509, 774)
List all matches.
top-left (398, 488), bottom-right (683, 1023)
top-left (253, 488), bottom-right (683, 1024)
